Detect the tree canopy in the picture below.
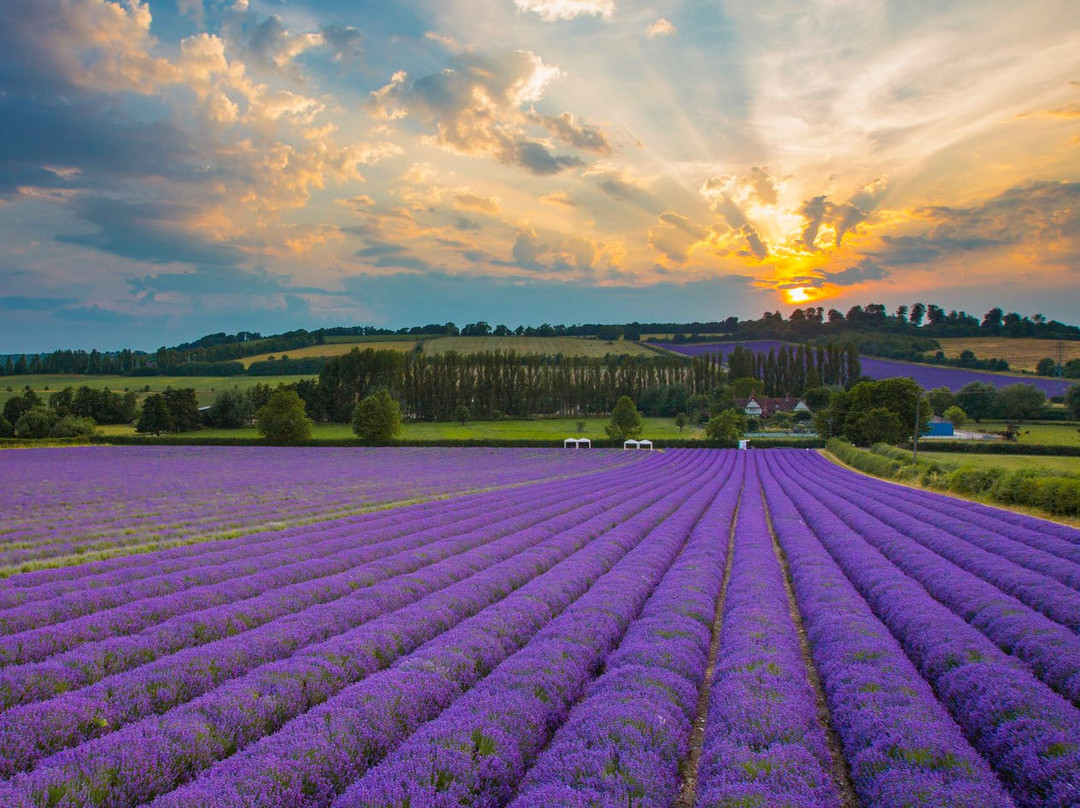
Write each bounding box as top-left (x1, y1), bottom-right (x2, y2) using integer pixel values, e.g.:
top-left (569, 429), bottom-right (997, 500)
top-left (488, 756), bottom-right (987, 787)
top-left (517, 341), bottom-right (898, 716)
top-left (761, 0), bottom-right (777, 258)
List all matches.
top-left (352, 389), bottom-right (402, 443)
top-left (605, 395), bottom-right (643, 440)
top-left (256, 389), bottom-right (314, 444)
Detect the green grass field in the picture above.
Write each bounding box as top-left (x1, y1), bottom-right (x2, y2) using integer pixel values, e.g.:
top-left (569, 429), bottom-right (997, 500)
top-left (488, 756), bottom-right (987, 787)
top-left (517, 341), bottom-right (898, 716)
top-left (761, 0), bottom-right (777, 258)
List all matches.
top-left (918, 452), bottom-right (1080, 475)
top-left (1, 374), bottom-right (316, 408)
top-left (93, 416), bottom-right (706, 442)
top-left (961, 420), bottom-right (1080, 446)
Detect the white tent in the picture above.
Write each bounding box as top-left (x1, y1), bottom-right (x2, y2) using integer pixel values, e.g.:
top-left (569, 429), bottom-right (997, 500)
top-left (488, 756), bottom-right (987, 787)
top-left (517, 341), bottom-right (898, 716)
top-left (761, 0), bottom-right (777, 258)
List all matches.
top-left (563, 437), bottom-right (591, 448)
top-left (623, 439), bottom-right (653, 450)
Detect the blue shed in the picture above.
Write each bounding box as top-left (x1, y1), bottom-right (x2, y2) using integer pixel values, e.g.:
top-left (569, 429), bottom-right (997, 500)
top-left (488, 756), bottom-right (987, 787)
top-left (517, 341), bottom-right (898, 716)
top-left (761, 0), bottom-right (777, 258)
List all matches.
top-left (923, 416), bottom-right (954, 437)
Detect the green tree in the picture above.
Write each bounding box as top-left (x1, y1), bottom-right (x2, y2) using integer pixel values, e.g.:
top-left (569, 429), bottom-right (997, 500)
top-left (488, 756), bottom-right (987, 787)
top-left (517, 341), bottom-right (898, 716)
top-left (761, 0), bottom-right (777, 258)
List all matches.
top-left (207, 388), bottom-right (252, 428)
top-left (730, 377), bottom-right (761, 399)
top-left (452, 404), bottom-right (471, 426)
top-left (997, 384), bottom-right (1045, 421)
top-left (848, 407), bottom-right (905, 446)
top-left (14, 408), bottom-right (53, 439)
top-left (605, 395), bottom-right (643, 440)
top-left (256, 389), bottom-right (314, 443)
top-left (136, 395), bottom-right (175, 434)
top-left (800, 385), bottom-right (833, 412)
top-left (705, 409), bottom-right (745, 442)
top-left (844, 378), bottom-right (927, 440)
top-left (926, 387), bottom-right (957, 416)
top-left (0, 415), bottom-right (12, 438)
top-left (1036, 357), bottom-right (1057, 376)
top-left (675, 412), bottom-right (687, 433)
top-left (1066, 385), bottom-right (1080, 420)
top-left (943, 405), bottom-right (968, 429)
top-left (351, 389), bottom-right (402, 443)
top-left (956, 382), bottom-right (999, 422)
top-left (163, 387), bottom-right (202, 432)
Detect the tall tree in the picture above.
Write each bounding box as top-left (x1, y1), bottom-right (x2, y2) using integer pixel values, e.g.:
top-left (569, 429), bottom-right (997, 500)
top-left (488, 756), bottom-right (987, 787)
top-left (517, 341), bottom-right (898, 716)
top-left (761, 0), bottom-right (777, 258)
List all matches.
top-left (605, 395), bottom-right (643, 440)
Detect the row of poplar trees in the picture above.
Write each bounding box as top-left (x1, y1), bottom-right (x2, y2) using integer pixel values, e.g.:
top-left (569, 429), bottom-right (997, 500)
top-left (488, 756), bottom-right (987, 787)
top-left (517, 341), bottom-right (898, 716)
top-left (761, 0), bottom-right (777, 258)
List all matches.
top-left (297, 349), bottom-right (725, 423)
top-left (726, 342), bottom-right (861, 397)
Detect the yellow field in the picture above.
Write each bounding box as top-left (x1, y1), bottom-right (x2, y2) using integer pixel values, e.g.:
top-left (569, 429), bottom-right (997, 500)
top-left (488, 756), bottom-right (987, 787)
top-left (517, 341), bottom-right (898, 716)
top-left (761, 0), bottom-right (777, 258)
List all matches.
top-left (238, 341), bottom-right (417, 367)
top-left (937, 338), bottom-right (1080, 372)
top-left (422, 336), bottom-right (660, 357)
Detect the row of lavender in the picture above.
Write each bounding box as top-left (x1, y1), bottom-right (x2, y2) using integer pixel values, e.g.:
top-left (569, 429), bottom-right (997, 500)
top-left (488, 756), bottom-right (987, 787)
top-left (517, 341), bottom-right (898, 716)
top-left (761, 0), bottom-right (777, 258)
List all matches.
top-left (0, 447), bottom-right (637, 570)
top-left (0, 448), bottom-right (725, 806)
top-left (3, 447), bottom-right (1080, 806)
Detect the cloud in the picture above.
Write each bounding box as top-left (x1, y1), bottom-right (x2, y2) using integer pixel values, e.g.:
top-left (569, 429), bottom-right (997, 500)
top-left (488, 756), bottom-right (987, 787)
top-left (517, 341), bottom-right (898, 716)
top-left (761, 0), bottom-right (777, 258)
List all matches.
top-left (649, 212), bottom-right (707, 263)
top-left (818, 257), bottom-right (888, 286)
top-left (540, 191), bottom-right (576, 207)
top-left (452, 192), bottom-right (502, 215)
top-left (56, 197), bottom-right (246, 266)
top-left (529, 112), bottom-right (612, 153)
top-left (875, 180), bottom-right (1080, 266)
top-left (739, 224), bottom-right (769, 260)
top-left (368, 50), bottom-right (589, 174)
top-left (797, 195), bottom-right (868, 250)
top-left (513, 0), bottom-right (615, 22)
top-left (645, 18), bottom-right (677, 38)
top-left (592, 168), bottom-right (648, 201)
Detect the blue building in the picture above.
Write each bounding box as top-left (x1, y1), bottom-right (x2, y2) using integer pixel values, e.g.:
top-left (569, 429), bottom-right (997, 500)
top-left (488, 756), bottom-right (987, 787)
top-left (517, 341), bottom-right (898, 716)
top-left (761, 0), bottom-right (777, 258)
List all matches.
top-left (923, 416), bottom-right (955, 437)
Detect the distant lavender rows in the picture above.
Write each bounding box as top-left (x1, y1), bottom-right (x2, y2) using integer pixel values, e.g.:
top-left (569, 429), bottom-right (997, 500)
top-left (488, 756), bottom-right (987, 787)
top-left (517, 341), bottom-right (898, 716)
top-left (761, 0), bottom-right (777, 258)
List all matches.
top-left (0, 446), bottom-right (638, 569)
top-left (2, 446), bottom-right (1080, 807)
top-left (657, 341), bottom-right (1072, 394)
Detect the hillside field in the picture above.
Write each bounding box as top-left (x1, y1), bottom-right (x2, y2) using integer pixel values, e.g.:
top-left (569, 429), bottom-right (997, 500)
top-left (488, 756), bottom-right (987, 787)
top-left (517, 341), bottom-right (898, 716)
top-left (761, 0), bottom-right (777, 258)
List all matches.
top-left (422, 335), bottom-right (662, 357)
top-left (937, 337), bottom-right (1080, 371)
top-left (1, 374), bottom-right (316, 407)
top-left (0, 447), bottom-right (1077, 807)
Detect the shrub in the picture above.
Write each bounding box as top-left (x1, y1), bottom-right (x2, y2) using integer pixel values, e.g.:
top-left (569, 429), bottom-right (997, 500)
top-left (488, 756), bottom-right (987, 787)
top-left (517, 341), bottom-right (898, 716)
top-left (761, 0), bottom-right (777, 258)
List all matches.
top-left (352, 390), bottom-right (403, 443)
top-left (256, 389), bottom-right (314, 444)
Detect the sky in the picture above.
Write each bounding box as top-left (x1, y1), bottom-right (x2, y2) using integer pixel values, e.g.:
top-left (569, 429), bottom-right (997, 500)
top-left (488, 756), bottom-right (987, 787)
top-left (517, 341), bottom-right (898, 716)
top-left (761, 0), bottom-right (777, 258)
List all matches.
top-left (1, 0), bottom-right (1079, 352)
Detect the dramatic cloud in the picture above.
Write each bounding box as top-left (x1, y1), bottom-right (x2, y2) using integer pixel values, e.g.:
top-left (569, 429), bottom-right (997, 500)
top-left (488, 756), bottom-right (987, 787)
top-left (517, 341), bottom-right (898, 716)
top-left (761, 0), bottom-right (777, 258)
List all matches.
top-left (877, 181), bottom-right (1080, 265)
top-left (369, 50), bottom-right (592, 174)
top-left (513, 0), bottom-right (615, 22)
top-left (818, 257), bottom-right (889, 286)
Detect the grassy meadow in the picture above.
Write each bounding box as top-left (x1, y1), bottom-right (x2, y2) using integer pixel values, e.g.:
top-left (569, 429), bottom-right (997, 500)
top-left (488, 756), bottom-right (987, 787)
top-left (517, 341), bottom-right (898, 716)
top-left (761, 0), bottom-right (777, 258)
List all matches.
top-left (1, 374), bottom-right (317, 408)
top-left (92, 416), bottom-right (707, 442)
top-left (917, 452), bottom-right (1080, 475)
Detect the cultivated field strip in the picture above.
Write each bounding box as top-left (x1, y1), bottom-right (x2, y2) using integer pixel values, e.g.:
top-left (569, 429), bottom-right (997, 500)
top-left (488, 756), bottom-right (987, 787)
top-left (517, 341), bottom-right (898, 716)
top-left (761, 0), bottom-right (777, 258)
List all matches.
top-left (766, 453), bottom-right (1080, 808)
top-left (0, 451), bottom-right (718, 806)
top-left (695, 469), bottom-right (842, 806)
top-left (802, 452), bottom-right (1080, 571)
top-left (783, 456), bottom-right (1080, 705)
top-left (760, 454), bottom-right (1018, 806)
top-left (2, 447), bottom-right (1080, 807)
top-left (0, 466), bottom-right (656, 665)
top-left (0, 447), bottom-right (638, 571)
top-left (0, 454), bottom-right (704, 781)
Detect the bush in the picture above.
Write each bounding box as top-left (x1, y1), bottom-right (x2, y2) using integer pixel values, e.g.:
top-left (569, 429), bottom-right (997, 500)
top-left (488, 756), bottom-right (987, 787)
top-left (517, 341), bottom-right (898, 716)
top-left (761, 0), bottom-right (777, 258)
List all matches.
top-left (352, 390), bottom-right (403, 443)
top-left (705, 410), bottom-right (746, 442)
top-left (255, 389), bottom-right (314, 444)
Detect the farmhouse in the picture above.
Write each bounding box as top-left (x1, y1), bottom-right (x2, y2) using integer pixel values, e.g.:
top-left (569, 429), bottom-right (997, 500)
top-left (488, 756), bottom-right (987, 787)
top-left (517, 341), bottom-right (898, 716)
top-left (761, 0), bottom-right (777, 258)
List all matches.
top-left (734, 395), bottom-right (811, 418)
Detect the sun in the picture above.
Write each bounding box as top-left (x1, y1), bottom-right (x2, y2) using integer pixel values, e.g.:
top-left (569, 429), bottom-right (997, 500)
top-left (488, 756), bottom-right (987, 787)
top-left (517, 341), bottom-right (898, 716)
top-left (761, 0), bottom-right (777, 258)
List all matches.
top-left (784, 286), bottom-right (813, 304)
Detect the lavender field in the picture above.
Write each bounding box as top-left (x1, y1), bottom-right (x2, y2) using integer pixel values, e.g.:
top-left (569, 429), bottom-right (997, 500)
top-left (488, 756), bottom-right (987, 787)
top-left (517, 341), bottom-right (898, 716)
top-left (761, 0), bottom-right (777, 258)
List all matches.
top-left (657, 341), bottom-right (1073, 395)
top-left (1, 447), bottom-right (1079, 807)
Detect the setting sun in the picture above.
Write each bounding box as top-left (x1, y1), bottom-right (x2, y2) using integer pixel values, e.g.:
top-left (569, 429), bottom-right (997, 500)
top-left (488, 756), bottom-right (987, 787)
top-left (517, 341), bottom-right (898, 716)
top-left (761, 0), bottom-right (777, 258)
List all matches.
top-left (784, 286), bottom-right (813, 304)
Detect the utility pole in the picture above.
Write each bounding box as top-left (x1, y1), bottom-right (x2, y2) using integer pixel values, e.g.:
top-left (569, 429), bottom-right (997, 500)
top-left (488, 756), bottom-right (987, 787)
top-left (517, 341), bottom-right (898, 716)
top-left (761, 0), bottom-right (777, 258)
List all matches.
top-left (912, 396), bottom-right (921, 464)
